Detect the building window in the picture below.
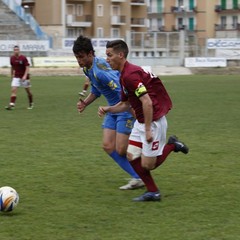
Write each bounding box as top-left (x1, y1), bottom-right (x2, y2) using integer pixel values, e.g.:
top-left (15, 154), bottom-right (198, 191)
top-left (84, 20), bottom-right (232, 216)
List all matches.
top-left (67, 4), bottom-right (75, 15)
top-left (178, 17), bottom-right (184, 30)
top-left (232, 15), bottom-right (238, 28)
top-left (178, 0), bottom-right (184, 7)
top-left (97, 5), bottom-right (104, 17)
top-left (67, 28), bottom-right (83, 38)
top-left (158, 0), bottom-right (163, 13)
top-left (221, 0), bottom-right (227, 10)
top-left (158, 18), bottom-right (163, 31)
top-left (111, 5), bottom-right (120, 15)
top-left (233, 0), bottom-right (238, 9)
top-left (189, 17), bottom-right (194, 31)
top-left (189, 0), bottom-right (194, 10)
top-left (111, 28), bottom-right (120, 38)
top-left (76, 4), bottom-right (83, 16)
top-left (220, 16), bottom-right (227, 29)
top-left (97, 28), bottom-right (104, 38)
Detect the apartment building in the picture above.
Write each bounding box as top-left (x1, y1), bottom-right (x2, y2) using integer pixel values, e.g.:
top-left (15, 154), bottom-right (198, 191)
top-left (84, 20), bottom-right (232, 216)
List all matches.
top-left (21, 0), bottom-right (240, 49)
top-left (148, 0), bottom-right (240, 44)
top-left (22, 0), bottom-right (147, 42)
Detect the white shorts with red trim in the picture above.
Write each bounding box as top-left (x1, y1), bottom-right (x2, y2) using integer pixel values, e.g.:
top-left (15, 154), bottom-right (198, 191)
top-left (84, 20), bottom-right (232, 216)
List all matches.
top-left (11, 78), bottom-right (31, 88)
top-left (128, 116), bottom-right (168, 157)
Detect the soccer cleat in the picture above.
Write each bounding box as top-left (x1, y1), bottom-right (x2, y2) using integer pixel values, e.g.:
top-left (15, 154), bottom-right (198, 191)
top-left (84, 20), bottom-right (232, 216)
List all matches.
top-left (119, 178), bottom-right (145, 190)
top-left (5, 105), bottom-right (15, 110)
top-left (27, 103), bottom-right (34, 110)
top-left (168, 135), bottom-right (189, 154)
top-left (132, 191), bottom-right (161, 202)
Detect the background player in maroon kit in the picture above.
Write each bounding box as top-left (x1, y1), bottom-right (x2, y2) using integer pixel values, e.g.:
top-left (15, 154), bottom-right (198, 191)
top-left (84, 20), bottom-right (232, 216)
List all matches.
top-left (5, 45), bottom-right (33, 110)
top-left (98, 39), bottom-right (189, 202)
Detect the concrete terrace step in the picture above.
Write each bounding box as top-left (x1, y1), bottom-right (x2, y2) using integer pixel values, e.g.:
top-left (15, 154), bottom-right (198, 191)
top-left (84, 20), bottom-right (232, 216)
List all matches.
top-left (0, 1), bottom-right (37, 41)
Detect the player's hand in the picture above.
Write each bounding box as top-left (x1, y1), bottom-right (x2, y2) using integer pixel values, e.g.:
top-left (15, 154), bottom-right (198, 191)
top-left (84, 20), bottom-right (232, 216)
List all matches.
top-left (98, 106), bottom-right (107, 117)
top-left (21, 75), bottom-right (27, 81)
top-left (77, 99), bottom-right (86, 113)
top-left (145, 130), bottom-right (153, 143)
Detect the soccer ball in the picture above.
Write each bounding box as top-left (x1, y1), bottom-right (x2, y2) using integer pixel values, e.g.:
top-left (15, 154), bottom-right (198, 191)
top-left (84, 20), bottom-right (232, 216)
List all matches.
top-left (0, 186), bottom-right (19, 212)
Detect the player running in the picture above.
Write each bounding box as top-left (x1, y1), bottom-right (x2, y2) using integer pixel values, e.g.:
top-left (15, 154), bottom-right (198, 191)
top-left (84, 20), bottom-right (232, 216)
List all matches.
top-left (73, 35), bottom-right (144, 190)
top-left (98, 39), bottom-right (189, 201)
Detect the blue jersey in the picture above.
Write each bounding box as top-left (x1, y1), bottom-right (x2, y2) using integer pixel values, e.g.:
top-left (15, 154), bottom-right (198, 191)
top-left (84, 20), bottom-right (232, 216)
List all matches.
top-left (83, 57), bottom-right (121, 106)
top-left (82, 57), bottom-right (135, 133)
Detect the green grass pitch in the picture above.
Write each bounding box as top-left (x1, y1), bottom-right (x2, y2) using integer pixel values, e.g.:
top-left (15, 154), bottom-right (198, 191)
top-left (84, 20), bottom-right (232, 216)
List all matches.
top-left (0, 74), bottom-right (239, 240)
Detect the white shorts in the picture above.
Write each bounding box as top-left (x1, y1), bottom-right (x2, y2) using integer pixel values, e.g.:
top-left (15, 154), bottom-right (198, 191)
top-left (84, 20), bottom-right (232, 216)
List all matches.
top-left (128, 116), bottom-right (168, 157)
top-left (11, 78), bottom-right (31, 88)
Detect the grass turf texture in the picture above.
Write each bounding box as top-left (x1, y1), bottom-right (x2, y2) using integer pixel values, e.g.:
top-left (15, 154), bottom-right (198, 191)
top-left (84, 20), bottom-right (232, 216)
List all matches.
top-left (0, 74), bottom-right (239, 240)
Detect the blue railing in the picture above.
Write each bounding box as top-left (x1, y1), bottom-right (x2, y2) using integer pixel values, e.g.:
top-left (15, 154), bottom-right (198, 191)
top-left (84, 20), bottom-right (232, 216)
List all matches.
top-left (1, 0), bottom-right (52, 45)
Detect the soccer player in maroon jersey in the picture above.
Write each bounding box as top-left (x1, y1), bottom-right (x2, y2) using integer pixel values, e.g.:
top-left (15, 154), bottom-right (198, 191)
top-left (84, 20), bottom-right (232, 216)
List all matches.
top-left (5, 45), bottom-right (33, 110)
top-left (98, 39), bottom-right (189, 201)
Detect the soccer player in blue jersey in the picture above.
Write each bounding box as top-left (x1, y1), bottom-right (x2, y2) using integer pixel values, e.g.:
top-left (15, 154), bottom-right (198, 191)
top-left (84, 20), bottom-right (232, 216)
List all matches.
top-left (72, 35), bottom-right (144, 190)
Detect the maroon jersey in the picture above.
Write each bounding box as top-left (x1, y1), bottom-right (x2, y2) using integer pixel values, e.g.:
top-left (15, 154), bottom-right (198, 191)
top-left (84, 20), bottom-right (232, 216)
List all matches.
top-left (10, 55), bottom-right (30, 79)
top-left (120, 61), bottom-right (172, 123)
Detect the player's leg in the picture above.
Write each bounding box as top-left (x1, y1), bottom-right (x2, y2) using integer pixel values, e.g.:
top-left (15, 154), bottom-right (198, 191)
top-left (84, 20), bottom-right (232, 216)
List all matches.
top-left (127, 120), bottom-right (160, 201)
top-left (141, 116), bottom-right (169, 170)
top-left (22, 79), bottom-right (33, 109)
top-left (115, 115), bottom-right (144, 189)
top-left (153, 116), bottom-right (189, 169)
top-left (102, 114), bottom-right (144, 190)
top-left (24, 85), bottom-right (33, 109)
top-left (102, 128), bottom-right (116, 154)
top-left (103, 128), bottom-right (143, 188)
top-left (129, 117), bottom-right (188, 201)
top-left (5, 78), bottom-right (19, 110)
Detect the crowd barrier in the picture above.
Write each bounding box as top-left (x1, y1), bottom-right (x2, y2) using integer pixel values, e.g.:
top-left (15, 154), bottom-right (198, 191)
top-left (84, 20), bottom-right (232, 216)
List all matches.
top-left (0, 56), bottom-right (227, 68)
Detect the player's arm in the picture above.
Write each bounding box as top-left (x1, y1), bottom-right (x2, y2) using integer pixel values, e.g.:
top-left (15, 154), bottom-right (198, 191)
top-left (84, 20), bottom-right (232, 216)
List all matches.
top-left (98, 101), bottom-right (130, 117)
top-left (77, 93), bottom-right (97, 113)
top-left (22, 65), bottom-right (30, 80)
top-left (139, 93), bottom-right (153, 143)
top-left (81, 92), bottom-right (97, 106)
top-left (10, 66), bottom-right (14, 79)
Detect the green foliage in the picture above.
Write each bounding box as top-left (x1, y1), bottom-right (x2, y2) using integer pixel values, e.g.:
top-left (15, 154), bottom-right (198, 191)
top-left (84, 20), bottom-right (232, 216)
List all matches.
top-left (0, 75), bottom-right (239, 240)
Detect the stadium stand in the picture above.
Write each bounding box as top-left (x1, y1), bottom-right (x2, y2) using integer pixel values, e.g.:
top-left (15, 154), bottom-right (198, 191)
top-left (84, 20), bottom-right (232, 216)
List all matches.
top-left (0, 0), bottom-right (50, 57)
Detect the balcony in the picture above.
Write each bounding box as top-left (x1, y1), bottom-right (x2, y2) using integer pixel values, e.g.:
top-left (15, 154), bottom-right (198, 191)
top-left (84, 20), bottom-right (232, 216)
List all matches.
top-left (131, 18), bottom-right (146, 27)
top-left (111, 15), bottom-right (126, 25)
top-left (22, 0), bottom-right (35, 3)
top-left (148, 25), bottom-right (165, 32)
top-left (171, 6), bottom-right (185, 13)
top-left (66, 0), bottom-right (91, 2)
top-left (172, 25), bottom-right (197, 32)
top-left (192, 7), bottom-right (198, 13)
top-left (21, 0), bottom-right (35, 8)
top-left (215, 23), bottom-right (240, 31)
top-left (171, 5), bottom-right (197, 13)
top-left (131, 0), bottom-right (146, 6)
top-left (215, 4), bottom-right (240, 13)
top-left (66, 15), bottom-right (92, 27)
top-left (215, 5), bottom-right (222, 12)
top-left (159, 26), bottom-right (165, 32)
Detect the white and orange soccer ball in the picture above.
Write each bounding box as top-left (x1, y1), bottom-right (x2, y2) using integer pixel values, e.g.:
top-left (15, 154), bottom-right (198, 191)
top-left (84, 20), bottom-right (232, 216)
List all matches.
top-left (0, 186), bottom-right (19, 212)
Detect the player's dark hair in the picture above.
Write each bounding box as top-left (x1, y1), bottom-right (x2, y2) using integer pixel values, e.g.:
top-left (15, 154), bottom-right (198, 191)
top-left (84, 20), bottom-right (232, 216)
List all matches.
top-left (106, 40), bottom-right (129, 58)
top-left (13, 45), bottom-right (19, 49)
top-left (72, 35), bottom-right (95, 55)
